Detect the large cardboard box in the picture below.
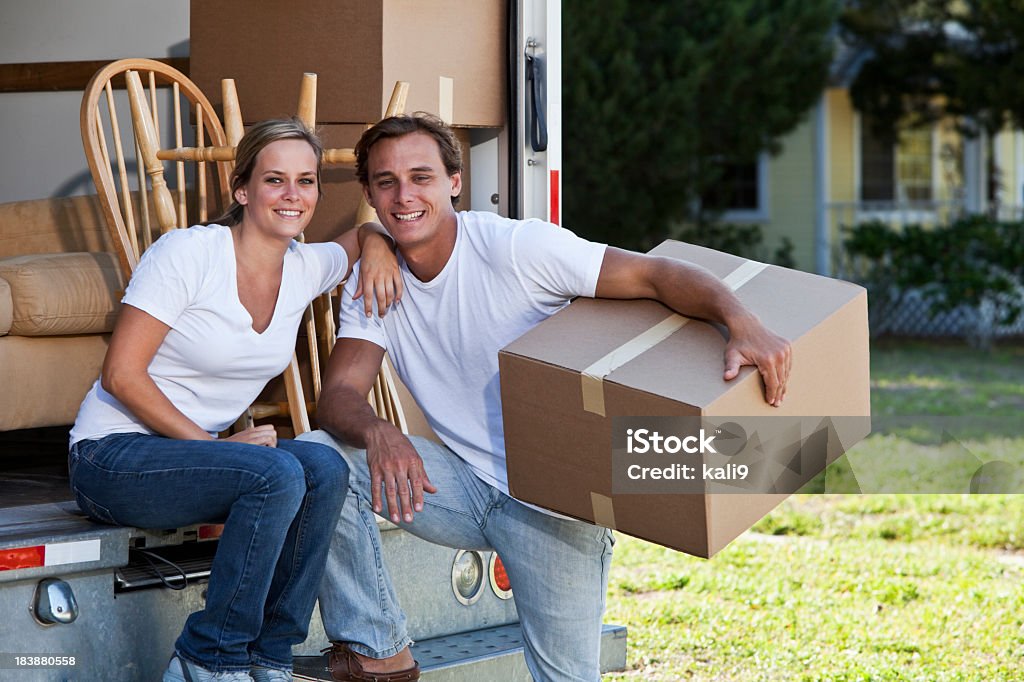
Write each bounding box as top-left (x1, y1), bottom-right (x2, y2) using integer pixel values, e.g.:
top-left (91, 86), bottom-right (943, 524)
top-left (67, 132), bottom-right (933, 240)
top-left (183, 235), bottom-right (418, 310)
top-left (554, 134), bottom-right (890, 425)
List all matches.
top-left (305, 124), bottom-right (365, 243)
top-left (498, 241), bottom-right (871, 558)
top-left (190, 0), bottom-right (505, 127)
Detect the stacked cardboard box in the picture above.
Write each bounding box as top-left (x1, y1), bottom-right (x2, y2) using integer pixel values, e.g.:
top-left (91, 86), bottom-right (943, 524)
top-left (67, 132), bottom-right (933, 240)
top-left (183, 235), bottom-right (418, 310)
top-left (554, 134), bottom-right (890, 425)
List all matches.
top-left (191, 0), bottom-right (504, 126)
top-left (189, 0), bottom-right (498, 241)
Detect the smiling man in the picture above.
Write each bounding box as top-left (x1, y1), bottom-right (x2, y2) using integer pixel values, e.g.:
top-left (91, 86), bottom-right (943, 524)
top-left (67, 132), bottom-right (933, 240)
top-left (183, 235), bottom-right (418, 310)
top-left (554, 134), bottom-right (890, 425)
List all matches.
top-left (301, 113), bottom-right (791, 682)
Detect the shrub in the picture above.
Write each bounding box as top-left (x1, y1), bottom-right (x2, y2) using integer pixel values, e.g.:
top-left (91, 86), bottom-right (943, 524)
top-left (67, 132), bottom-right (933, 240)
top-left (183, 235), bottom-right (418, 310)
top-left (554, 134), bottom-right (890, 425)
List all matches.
top-left (842, 217), bottom-right (1024, 348)
top-left (674, 221), bottom-right (796, 267)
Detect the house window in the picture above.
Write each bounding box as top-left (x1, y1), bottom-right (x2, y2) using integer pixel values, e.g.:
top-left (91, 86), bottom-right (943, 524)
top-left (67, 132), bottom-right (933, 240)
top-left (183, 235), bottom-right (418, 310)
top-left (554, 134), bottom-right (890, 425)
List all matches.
top-left (860, 120), bottom-right (933, 202)
top-left (701, 155), bottom-right (768, 220)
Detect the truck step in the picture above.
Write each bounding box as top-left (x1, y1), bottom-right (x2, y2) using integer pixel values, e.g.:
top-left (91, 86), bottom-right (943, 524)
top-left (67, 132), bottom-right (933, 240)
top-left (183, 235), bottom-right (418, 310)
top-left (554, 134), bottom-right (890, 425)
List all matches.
top-left (293, 622), bottom-right (627, 681)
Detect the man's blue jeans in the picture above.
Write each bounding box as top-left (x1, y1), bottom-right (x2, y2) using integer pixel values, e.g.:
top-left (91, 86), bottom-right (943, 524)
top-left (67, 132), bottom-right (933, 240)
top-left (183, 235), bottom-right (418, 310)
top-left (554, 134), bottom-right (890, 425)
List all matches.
top-left (69, 433), bottom-right (348, 673)
top-left (300, 430), bottom-right (614, 682)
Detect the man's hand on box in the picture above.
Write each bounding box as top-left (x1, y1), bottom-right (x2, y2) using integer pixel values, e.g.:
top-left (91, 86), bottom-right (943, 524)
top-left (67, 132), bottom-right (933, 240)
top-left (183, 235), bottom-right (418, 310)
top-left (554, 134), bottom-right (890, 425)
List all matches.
top-left (364, 422), bottom-right (437, 523)
top-left (723, 315), bottom-right (792, 407)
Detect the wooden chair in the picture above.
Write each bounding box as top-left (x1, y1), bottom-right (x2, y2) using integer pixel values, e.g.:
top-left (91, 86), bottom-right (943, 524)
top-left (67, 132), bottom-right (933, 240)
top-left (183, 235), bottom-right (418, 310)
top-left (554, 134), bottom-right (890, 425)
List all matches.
top-left (80, 59), bottom-right (236, 276)
top-left (82, 59), bottom-right (413, 436)
top-left (79, 58), bottom-right (313, 435)
top-left (298, 74), bottom-right (412, 433)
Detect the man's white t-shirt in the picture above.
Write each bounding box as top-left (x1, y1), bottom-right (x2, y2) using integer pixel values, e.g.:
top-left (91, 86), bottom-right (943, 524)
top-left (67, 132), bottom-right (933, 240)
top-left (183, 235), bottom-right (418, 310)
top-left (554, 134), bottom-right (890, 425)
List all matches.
top-left (338, 211), bottom-right (607, 494)
top-left (70, 224), bottom-right (347, 444)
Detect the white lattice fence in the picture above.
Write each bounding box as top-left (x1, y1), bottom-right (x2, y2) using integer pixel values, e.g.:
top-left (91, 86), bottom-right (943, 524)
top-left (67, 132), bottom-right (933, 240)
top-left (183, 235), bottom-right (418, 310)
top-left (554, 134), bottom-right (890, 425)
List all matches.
top-left (869, 289), bottom-right (1024, 340)
top-left (829, 201), bottom-right (1024, 342)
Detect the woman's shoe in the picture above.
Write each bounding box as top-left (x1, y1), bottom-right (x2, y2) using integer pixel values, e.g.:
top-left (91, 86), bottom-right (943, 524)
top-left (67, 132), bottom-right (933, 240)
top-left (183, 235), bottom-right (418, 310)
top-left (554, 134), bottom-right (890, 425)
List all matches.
top-left (163, 653), bottom-right (254, 681)
top-left (250, 665), bottom-right (293, 682)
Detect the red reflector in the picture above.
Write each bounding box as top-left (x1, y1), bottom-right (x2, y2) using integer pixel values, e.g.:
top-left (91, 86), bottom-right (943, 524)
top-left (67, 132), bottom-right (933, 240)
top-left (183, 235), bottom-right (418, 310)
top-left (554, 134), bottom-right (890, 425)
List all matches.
top-left (550, 170), bottom-right (560, 225)
top-left (198, 524), bottom-right (224, 541)
top-left (491, 555), bottom-right (511, 592)
top-left (0, 545), bottom-right (46, 571)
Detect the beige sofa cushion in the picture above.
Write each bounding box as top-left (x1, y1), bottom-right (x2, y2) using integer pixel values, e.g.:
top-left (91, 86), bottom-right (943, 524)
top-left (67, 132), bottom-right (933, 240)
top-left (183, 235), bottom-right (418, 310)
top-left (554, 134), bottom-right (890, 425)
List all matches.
top-left (0, 194), bottom-right (114, 258)
top-left (0, 277), bottom-right (11, 335)
top-left (0, 334), bottom-right (110, 430)
top-left (0, 252), bottom-right (124, 336)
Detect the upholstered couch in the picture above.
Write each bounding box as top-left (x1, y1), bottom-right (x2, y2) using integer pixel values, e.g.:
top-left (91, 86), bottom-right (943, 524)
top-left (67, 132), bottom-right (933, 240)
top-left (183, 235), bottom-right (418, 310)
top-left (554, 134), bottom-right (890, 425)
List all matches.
top-left (0, 194), bottom-right (125, 431)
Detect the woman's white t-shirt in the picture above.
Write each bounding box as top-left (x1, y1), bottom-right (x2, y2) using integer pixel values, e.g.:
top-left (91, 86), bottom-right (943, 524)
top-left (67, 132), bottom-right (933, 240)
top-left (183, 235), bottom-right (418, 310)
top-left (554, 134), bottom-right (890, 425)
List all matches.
top-left (70, 224), bottom-right (346, 443)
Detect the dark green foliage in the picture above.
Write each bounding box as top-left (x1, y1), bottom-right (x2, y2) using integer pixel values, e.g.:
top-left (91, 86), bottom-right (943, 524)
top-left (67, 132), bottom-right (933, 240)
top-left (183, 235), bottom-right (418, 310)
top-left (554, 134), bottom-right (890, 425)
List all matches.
top-left (562, 0), bottom-right (836, 251)
top-left (840, 0), bottom-right (1024, 139)
top-left (673, 222), bottom-right (796, 267)
top-left (843, 217), bottom-right (1024, 347)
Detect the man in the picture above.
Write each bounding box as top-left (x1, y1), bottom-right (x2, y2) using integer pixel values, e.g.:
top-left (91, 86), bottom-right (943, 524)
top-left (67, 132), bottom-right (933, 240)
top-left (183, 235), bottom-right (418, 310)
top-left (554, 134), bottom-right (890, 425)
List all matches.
top-left (301, 113), bottom-right (791, 682)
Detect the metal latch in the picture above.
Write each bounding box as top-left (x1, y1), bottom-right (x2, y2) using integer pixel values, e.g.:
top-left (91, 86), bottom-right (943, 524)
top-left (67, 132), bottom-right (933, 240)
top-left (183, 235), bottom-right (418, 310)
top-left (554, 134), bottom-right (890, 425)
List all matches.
top-left (32, 578), bottom-right (79, 625)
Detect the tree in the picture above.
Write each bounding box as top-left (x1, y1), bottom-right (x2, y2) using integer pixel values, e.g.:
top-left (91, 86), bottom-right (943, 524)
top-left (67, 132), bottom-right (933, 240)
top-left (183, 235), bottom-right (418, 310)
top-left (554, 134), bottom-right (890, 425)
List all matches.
top-left (840, 0), bottom-right (1024, 140)
top-left (562, 0), bottom-right (836, 250)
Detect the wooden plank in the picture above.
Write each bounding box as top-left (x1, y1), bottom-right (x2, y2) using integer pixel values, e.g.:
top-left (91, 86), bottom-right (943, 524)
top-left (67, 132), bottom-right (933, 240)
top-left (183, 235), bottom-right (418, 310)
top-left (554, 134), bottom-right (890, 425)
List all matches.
top-left (0, 58), bottom-right (189, 93)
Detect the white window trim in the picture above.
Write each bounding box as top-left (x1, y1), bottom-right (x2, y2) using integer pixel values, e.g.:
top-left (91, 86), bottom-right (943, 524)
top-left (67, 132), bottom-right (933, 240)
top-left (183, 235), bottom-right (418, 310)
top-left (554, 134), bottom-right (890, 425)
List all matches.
top-left (853, 113), bottom-right (862, 203)
top-left (1017, 130), bottom-right (1024, 208)
top-left (994, 128), bottom-right (1006, 209)
top-left (719, 153), bottom-right (769, 223)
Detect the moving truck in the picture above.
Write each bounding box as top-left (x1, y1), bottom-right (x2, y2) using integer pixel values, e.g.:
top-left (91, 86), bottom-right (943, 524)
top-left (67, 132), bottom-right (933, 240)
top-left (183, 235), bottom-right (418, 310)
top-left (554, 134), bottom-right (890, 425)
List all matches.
top-left (0, 2), bottom-right (627, 680)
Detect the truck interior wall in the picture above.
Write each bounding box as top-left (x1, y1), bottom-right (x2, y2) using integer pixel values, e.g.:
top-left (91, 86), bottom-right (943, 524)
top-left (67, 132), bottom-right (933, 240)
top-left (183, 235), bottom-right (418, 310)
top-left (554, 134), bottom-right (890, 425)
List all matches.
top-left (0, 0), bottom-right (190, 204)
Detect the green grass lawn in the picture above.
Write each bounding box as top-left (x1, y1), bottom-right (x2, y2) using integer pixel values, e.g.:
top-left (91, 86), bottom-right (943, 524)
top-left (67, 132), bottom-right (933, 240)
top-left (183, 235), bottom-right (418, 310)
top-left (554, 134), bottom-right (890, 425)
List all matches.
top-left (603, 340), bottom-right (1024, 681)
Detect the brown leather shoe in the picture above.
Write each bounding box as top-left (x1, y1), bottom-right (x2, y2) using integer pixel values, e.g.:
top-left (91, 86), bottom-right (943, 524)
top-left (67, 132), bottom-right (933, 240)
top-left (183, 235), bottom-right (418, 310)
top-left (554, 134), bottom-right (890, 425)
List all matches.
top-left (321, 642), bottom-right (421, 682)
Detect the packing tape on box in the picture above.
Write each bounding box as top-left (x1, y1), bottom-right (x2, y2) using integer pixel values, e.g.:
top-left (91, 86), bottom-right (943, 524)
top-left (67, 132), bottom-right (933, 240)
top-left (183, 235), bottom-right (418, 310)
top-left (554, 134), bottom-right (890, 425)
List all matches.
top-left (591, 491), bottom-right (617, 529)
top-left (580, 259), bottom-right (769, 416)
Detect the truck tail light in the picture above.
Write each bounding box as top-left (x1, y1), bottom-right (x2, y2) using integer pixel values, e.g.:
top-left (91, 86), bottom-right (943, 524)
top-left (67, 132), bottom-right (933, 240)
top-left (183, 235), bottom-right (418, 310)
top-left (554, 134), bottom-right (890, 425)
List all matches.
top-left (488, 553), bottom-right (513, 600)
top-left (198, 524), bottom-right (223, 540)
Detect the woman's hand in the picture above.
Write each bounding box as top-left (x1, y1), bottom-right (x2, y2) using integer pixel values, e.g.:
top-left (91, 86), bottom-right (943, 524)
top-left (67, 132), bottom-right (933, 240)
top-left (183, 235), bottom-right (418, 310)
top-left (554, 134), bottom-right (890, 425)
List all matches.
top-left (223, 424), bottom-right (278, 447)
top-left (354, 223), bottom-right (403, 317)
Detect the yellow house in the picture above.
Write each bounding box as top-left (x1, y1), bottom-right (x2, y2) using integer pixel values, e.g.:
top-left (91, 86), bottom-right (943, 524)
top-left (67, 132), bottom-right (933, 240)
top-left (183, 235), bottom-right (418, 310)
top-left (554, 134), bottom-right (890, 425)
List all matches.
top-left (715, 71), bottom-right (1024, 276)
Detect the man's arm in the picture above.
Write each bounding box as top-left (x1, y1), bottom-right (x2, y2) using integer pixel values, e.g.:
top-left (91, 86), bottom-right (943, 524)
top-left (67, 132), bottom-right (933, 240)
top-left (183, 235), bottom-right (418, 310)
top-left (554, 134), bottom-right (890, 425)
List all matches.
top-left (318, 338), bottom-right (436, 523)
top-left (594, 247), bottom-right (792, 406)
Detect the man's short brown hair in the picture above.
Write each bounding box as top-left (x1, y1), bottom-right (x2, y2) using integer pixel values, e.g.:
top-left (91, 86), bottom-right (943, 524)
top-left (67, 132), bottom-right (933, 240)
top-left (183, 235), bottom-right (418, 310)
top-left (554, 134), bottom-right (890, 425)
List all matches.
top-left (355, 113), bottom-right (463, 206)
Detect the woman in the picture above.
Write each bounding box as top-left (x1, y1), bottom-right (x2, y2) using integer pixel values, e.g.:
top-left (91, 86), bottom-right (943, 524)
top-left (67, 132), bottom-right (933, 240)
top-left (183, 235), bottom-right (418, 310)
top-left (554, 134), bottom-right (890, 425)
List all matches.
top-left (68, 118), bottom-right (400, 682)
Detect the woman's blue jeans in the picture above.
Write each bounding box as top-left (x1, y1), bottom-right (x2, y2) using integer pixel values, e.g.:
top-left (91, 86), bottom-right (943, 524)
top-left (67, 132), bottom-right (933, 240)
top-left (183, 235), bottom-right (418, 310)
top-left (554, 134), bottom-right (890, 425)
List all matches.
top-left (69, 432), bottom-right (348, 673)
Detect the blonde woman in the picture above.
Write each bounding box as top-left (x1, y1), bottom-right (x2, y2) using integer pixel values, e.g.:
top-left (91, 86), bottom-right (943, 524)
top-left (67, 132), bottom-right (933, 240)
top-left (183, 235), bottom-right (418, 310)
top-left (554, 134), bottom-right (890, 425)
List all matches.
top-left (69, 118), bottom-right (400, 682)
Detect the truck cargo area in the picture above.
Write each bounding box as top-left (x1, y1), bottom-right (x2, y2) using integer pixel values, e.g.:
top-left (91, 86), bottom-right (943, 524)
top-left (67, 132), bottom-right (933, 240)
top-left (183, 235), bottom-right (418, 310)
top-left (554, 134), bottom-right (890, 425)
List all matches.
top-left (0, 427), bottom-right (73, 510)
top-left (0, 428), bottom-right (626, 681)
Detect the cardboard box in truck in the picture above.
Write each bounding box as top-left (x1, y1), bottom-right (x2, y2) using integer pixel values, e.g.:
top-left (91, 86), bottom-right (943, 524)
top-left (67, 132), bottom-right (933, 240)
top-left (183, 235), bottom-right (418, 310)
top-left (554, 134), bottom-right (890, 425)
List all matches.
top-left (190, 0), bottom-right (505, 127)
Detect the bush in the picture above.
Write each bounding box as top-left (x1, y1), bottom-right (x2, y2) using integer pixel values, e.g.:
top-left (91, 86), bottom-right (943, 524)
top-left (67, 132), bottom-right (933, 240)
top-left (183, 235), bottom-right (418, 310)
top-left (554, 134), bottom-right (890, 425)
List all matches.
top-left (562, 0), bottom-right (836, 251)
top-left (842, 217), bottom-right (1024, 348)
top-left (673, 221), bottom-right (795, 267)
